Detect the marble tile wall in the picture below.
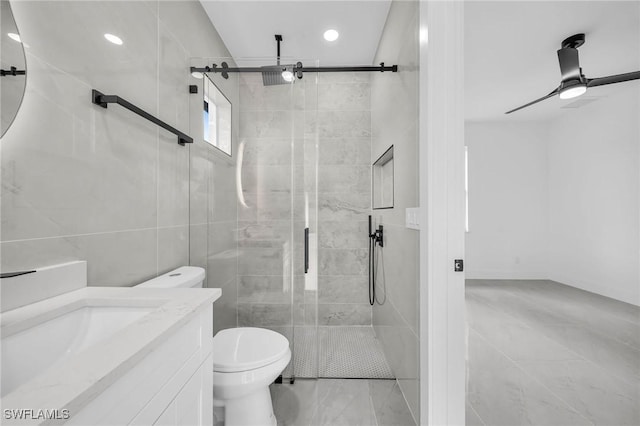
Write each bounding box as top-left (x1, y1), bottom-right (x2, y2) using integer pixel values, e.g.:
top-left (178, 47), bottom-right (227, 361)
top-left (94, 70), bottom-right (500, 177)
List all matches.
top-left (370, 0), bottom-right (420, 422)
top-left (1, 1), bottom-right (239, 332)
top-left (315, 73), bottom-right (373, 327)
top-left (236, 68), bottom-right (373, 328)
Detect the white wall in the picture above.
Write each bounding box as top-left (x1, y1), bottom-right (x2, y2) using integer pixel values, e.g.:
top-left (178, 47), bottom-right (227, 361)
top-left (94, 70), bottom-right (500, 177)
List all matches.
top-left (547, 89), bottom-right (640, 306)
top-left (2, 1), bottom-right (239, 312)
top-left (465, 122), bottom-right (549, 279)
top-left (371, 0), bottom-right (420, 421)
top-left (465, 89), bottom-right (639, 306)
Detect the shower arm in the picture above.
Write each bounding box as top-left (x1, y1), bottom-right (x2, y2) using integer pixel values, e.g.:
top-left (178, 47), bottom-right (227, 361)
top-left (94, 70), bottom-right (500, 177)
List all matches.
top-left (275, 34), bottom-right (282, 66)
top-left (190, 62), bottom-right (398, 79)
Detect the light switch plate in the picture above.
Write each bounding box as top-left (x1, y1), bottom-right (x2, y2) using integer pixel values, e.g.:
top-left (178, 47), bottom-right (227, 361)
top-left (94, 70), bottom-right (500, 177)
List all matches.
top-left (405, 207), bottom-right (420, 230)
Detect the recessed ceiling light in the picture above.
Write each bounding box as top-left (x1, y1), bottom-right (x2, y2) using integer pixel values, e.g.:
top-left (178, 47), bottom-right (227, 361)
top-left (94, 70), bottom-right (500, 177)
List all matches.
top-left (7, 33), bottom-right (21, 43)
top-left (104, 33), bottom-right (123, 45)
top-left (323, 29), bottom-right (339, 42)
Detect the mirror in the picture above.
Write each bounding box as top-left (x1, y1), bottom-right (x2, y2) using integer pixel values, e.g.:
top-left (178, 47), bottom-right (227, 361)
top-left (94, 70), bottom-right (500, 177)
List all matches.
top-left (203, 74), bottom-right (232, 156)
top-left (372, 145), bottom-right (394, 209)
top-left (1, 0), bottom-right (27, 137)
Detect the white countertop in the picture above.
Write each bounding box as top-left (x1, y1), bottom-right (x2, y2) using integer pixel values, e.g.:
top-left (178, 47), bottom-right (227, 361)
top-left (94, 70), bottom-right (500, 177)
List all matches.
top-left (1, 286), bottom-right (221, 421)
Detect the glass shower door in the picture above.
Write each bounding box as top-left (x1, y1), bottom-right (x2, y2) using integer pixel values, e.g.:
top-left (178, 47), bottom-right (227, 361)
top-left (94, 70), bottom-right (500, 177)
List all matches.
top-left (233, 59), bottom-right (319, 381)
top-left (291, 66), bottom-right (319, 378)
top-left (235, 66), bottom-right (294, 379)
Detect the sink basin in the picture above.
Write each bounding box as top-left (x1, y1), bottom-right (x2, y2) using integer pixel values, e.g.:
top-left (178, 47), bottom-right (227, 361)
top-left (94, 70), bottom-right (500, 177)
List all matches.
top-left (1, 303), bottom-right (153, 396)
top-left (0, 284), bottom-right (220, 421)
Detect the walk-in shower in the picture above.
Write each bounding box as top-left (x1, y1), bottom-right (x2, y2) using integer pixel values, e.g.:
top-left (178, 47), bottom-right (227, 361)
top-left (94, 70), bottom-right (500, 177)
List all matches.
top-left (192, 43), bottom-right (398, 381)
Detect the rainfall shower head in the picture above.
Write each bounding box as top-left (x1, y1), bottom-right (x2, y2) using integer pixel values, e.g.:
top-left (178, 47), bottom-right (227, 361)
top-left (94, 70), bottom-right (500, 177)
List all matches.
top-left (261, 64), bottom-right (295, 86)
top-left (260, 34), bottom-right (298, 86)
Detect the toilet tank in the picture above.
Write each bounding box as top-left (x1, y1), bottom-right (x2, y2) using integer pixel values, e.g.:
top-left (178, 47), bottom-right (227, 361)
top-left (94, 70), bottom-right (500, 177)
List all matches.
top-left (136, 266), bottom-right (205, 289)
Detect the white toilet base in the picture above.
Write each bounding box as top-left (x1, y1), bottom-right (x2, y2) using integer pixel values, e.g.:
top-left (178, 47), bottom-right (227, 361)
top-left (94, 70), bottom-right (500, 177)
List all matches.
top-left (215, 386), bottom-right (276, 426)
top-left (211, 333), bottom-right (290, 426)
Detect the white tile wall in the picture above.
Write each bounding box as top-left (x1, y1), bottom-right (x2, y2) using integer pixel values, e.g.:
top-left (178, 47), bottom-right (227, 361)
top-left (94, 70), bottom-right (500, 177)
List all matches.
top-left (371, 0), bottom-right (421, 422)
top-left (1, 0), bottom-right (239, 334)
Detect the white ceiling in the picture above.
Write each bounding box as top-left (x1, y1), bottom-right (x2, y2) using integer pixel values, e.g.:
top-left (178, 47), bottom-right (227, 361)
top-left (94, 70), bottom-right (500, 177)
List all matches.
top-left (465, 1), bottom-right (640, 122)
top-left (200, 1), bottom-right (392, 67)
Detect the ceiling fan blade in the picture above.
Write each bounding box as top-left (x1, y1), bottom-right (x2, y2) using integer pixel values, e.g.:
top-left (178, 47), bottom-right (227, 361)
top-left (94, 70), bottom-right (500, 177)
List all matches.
top-left (557, 48), bottom-right (581, 81)
top-left (587, 71), bottom-right (640, 87)
top-left (505, 89), bottom-right (559, 114)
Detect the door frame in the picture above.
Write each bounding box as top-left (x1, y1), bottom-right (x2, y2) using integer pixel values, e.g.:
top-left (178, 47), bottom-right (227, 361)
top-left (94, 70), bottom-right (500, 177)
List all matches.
top-left (419, 1), bottom-right (466, 424)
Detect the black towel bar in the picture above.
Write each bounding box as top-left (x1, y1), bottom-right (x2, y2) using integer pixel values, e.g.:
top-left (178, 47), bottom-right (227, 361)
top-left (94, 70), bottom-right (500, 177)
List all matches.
top-left (92, 89), bottom-right (193, 146)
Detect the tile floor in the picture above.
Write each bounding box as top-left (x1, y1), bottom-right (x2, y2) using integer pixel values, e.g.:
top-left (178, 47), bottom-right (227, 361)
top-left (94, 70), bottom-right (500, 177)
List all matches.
top-left (270, 378), bottom-right (416, 426)
top-left (466, 279), bottom-right (640, 426)
top-left (291, 326), bottom-right (394, 378)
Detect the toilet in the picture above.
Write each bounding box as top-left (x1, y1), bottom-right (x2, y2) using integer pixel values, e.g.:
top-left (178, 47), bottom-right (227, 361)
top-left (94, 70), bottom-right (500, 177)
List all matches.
top-left (137, 267), bottom-right (291, 426)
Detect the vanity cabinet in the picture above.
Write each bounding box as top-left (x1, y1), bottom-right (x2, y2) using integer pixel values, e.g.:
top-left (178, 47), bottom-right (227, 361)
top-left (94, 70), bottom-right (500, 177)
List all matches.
top-left (67, 305), bottom-right (213, 426)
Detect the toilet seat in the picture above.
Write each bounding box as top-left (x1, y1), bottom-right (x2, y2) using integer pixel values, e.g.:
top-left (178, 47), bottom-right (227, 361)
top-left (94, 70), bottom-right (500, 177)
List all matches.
top-left (212, 327), bottom-right (290, 373)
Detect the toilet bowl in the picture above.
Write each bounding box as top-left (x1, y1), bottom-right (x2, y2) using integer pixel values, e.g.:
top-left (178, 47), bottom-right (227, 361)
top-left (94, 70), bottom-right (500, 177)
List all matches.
top-left (137, 267), bottom-right (291, 426)
top-left (212, 327), bottom-right (291, 426)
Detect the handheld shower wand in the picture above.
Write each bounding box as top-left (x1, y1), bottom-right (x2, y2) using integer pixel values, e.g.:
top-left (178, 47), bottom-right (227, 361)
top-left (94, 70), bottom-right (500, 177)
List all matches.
top-left (368, 215), bottom-right (384, 305)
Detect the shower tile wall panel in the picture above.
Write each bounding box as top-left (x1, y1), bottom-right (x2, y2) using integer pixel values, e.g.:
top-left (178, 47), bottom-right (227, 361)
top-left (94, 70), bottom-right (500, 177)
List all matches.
top-left (235, 73), bottom-right (375, 332)
top-left (1, 0), bottom-right (239, 332)
top-left (314, 73), bottom-right (373, 327)
top-left (371, 0), bottom-right (420, 422)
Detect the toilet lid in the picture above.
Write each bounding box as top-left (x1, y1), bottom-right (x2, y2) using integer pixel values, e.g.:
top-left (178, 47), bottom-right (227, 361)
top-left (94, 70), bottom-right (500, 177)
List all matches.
top-left (212, 328), bottom-right (290, 373)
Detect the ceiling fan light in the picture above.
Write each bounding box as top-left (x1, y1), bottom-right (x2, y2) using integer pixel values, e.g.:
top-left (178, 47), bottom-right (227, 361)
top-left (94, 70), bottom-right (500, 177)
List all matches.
top-left (559, 83), bottom-right (587, 100)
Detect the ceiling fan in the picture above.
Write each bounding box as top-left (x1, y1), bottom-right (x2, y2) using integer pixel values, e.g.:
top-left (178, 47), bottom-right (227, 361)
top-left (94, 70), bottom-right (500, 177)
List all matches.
top-left (505, 33), bottom-right (640, 114)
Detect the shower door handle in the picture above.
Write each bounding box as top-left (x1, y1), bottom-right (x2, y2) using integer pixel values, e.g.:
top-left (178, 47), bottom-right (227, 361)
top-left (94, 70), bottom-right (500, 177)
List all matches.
top-left (304, 227), bottom-right (309, 274)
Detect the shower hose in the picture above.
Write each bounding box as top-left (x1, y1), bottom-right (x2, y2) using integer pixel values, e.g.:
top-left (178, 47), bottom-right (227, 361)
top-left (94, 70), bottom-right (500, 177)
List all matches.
top-left (368, 215), bottom-right (383, 306)
top-left (369, 234), bottom-right (377, 305)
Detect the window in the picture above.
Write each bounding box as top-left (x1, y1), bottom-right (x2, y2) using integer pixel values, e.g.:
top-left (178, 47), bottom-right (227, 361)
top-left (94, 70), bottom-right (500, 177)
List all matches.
top-left (203, 75), bottom-right (232, 156)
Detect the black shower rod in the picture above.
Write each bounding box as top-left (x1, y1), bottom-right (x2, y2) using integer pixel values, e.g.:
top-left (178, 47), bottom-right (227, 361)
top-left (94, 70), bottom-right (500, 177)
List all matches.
top-left (191, 62), bottom-right (397, 79)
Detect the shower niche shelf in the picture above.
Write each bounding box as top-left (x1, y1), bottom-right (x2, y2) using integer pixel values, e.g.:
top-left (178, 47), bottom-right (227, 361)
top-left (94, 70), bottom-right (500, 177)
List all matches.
top-left (372, 145), bottom-right (394, 210)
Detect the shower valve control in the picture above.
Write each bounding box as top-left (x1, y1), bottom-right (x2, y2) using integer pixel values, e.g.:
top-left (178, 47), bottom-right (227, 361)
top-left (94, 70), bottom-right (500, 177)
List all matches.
top-left (371, 226), bottom-right (384, 248)
top-left (368, 215), bottom-right (384, 248)
top-left (454, 259), bottom-right (464, 272)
